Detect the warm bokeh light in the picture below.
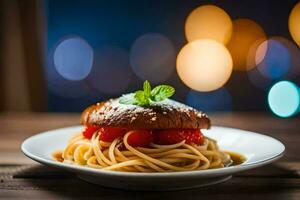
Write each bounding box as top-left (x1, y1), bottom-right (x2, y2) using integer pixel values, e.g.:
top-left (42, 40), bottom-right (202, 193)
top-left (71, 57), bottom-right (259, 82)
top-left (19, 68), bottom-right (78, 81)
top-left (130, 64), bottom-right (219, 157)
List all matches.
top-left (185, 5), bottom-right (232, 44)
top-left (176, 39), bottom-right (233, 92)
top-left (88, 45), bottom-right (132, 94)
top-left (268, 81), bottom-right (300, 118)
top-left (289, 2), bottom-right (300, 47)
top-left (54, 37), bottom-right (93, 81)
top-left (256, 38), bottom-right (291, 79)
top-left (130, 33), bottom-right (175, 83)
top-left (227, 19), bottom-right (267, 71)
top-left (186, 88), bottom-right (232, 111)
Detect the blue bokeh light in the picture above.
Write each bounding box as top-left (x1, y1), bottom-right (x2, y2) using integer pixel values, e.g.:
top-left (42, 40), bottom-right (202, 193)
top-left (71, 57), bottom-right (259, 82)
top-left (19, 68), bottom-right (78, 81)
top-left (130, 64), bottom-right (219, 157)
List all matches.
top-left (273, 37), bottom-right (300, 79)
top-left (54, 37), bottom-right (94, 81)
top-left (257, 39), bottom-right (291, 80)
top-left (186, 88), bottom-right (232, 112)
top-left (268, 81), bottom-right (300, 118)
top-left (46, 50), bottom-right (93, 99)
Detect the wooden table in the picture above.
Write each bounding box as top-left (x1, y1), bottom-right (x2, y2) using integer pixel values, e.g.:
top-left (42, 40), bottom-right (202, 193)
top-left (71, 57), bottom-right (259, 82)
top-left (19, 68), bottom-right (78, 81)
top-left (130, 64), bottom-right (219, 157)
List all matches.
top-left (0, 112), bottom-right (299, 199)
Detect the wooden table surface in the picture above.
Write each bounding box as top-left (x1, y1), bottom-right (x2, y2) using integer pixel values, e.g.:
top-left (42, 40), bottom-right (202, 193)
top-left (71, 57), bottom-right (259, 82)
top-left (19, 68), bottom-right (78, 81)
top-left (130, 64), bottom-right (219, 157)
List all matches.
top-left (0, 111), bottom-right (299, 199)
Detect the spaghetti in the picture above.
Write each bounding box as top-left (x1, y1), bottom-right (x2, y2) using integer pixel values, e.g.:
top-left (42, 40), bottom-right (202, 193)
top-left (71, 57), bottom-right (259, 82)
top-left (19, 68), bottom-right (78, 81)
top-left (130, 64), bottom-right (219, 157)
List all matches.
top-left (53, 130), bottom-right (232, 172)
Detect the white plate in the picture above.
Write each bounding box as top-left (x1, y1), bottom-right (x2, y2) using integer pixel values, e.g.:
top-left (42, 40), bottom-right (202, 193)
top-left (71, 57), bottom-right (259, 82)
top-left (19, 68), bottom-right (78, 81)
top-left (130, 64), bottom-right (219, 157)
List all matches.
top-left (22, 126), bottom-right (285, 191)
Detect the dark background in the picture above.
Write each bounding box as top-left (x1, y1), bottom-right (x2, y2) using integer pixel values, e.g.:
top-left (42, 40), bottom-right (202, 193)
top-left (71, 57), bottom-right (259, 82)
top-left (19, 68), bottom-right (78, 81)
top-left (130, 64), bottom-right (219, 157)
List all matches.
top-left (1, 0), bottom-right (300, 113)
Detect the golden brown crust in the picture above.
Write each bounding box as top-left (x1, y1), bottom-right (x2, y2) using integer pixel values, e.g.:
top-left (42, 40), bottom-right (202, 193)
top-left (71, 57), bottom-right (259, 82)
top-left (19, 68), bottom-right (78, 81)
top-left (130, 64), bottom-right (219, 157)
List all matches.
top-left (80, 98), bottom-right (210, 130)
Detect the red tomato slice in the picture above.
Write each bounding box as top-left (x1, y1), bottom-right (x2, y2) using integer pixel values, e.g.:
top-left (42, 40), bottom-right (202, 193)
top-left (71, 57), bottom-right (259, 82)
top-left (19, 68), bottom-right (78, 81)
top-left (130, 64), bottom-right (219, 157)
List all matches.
top-left (153, 129), bottom-right (204, 145)
top-left (127, 130), bottom-right (153, 147)
top-left (82, 126), bottom-right (99, 139)
top-left (99, 127), bottom-right (127, 142)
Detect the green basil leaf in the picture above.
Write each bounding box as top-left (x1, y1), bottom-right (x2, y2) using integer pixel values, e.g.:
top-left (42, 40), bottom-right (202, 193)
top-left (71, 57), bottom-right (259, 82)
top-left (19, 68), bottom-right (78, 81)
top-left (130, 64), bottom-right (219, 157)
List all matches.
top-left (119, 81), bottom-right (175, 106)
top-left (134, 90), bottom-right (150, 106)
top-left (143, 80), bottom-right (151, 98)
top-left (151, 85), bottom-right (175, 102)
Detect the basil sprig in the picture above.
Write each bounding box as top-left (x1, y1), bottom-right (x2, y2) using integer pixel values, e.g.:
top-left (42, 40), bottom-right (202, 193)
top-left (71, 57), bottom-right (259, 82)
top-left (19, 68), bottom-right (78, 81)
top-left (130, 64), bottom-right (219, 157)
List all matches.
top-left (119, 80), bottom-right (175, 106)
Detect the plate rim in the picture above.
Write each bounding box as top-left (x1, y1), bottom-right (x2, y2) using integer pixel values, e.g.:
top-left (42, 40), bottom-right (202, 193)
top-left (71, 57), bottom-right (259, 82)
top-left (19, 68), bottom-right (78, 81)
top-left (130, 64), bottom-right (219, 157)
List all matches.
top-left (21, 125), bottom-right (285, 178)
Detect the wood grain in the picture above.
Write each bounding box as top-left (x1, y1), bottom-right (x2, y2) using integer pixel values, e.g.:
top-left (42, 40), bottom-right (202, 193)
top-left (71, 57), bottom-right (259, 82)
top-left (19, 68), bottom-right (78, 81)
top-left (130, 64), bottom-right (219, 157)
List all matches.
top-left (0, 111), bottom-right (299, 199)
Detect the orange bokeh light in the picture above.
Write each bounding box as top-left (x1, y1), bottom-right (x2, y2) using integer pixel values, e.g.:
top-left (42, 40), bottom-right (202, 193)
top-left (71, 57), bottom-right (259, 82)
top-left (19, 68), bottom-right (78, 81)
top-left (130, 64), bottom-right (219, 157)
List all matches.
top-left (289, 2), bottom-right (300, 47)
top-left (227, 19), bottom-right (267, 71)
top-left (185, 5), bottom-right (232, 44)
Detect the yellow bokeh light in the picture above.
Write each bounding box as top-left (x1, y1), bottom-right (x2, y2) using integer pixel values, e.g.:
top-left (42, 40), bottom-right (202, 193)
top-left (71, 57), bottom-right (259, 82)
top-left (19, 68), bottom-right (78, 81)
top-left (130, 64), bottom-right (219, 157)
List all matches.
top-left (176, 39), bottom-right (233, 92)
top-left (289, 2), bottom-right (300, 47)
top-left (185, 5), bottom-right (232, 44)
top-left (227, 19), bottom-right (267, 71)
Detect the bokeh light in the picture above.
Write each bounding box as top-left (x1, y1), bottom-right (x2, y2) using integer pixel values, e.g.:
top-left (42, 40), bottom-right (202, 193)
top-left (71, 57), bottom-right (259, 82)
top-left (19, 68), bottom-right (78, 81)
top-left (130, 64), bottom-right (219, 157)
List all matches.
top-left (248, 36), bottom-right (300, 89)
top-left (88, 45), bottom-right (132, 94)
top-left (130, 33), bottom-right (176, 83)
top-left (186, 88), bottom-right (232, 111)
top-left (185, 5), bottom-right (232, 44)
top-left (54, 37), bottom-right (93, 81)
top-left (256, 38), bottom-right (291, 80)
top-left (272, 36), bottom-right (300, 79)
top-left (268, 81), bottom-right (300, 118)
top-left (47, 48), bottom-right (92, 99)
top-left (251, 38), bottom-right (268, 67)
top-left (176, 39), bottom-right (233, 92)
top-left (227, 19), bottom-right (266, 71)
top-left (289, 2), bottom-right (300, 47)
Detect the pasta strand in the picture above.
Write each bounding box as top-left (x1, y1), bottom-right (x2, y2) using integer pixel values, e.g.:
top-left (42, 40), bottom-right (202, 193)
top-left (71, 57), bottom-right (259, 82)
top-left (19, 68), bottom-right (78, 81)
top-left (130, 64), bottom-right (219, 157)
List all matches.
top-left (58, 130), bottom-right (231, 172)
